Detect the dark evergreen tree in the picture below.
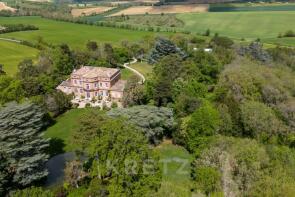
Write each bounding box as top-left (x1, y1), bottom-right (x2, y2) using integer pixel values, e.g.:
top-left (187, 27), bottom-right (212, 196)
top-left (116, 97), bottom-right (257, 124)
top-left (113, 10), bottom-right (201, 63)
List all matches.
top-left (238, 42), bottom-right (272, 63)
top-left (108, 105), bottom-right (175, 145)
top-left (0, 152), bottom-right (9, 196)
top-left (0, 102), bottom-right (50, 194)
top-left (148, 37), bottom-right (187, 64)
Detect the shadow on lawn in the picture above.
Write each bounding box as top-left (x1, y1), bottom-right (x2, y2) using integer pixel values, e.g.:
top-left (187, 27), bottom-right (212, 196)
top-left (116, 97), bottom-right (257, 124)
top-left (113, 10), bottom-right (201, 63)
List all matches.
top-left (46, 138), bottom-right (66, 157)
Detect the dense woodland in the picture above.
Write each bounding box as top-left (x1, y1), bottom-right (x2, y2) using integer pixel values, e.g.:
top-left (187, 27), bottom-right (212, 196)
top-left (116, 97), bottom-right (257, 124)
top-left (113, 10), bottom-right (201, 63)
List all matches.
top-left (0, 2), bottom-right (295, 195)
top-left (1, 29), bottom-right (295, 196)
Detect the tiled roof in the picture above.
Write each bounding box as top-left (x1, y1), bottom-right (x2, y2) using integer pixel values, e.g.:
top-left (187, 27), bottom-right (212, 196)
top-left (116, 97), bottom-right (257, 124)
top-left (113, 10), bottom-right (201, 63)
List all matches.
top-left (72, 66), bottom-right (119, 78)
top-left (59, 79), bottom-right (71, 87)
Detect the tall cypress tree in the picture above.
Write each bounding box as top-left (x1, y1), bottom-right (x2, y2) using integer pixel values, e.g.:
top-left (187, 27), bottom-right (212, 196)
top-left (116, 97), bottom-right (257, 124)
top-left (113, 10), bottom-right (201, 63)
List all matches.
top-left (0, 102), bottom-right (50, 194)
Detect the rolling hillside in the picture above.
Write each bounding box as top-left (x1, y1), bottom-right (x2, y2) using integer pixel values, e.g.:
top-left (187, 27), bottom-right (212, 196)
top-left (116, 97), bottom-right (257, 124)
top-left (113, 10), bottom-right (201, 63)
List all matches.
top-left (177, 11), bottom-right (295, 46)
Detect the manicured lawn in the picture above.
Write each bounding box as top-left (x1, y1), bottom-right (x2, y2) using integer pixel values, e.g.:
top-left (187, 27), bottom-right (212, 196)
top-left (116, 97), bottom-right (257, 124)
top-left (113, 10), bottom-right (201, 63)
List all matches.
top-left (130, 62), bottom-right (153, 78)
top-left (177, 11), bottom-right (295, 46)
top-left (0, 16), bottom-right (164, 48)
top-left (120, 67), bottom-right (135, 80)
top-left (44, 108), bottom-right (96, 152)
top-left (154, 141), bottom-right (194, 197)
top-left (0, 40), bottom-right (38, 75)
top-left (121, 62), bottom-right (153, 81)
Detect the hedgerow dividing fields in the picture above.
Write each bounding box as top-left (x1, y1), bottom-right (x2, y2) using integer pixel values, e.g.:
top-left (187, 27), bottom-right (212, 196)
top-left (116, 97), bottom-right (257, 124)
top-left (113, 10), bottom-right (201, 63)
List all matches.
top-left (0, 16), bottom-right (161, 48)
top-left (0, 40), bottom-right (38, 75)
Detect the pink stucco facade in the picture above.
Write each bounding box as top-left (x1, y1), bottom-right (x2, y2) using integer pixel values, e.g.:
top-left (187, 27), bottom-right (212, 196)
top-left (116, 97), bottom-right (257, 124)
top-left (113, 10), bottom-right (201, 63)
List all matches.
top-left (57, 66), bottom-right (126, 100)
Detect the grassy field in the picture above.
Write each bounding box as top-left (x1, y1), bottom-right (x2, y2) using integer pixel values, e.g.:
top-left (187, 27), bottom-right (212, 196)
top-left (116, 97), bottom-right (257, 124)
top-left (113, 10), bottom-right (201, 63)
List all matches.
top-left (0, 40), bottom-right (38, 75)
top-left (209, 3), bottom-right (295, 12)
top-left (120, 67), bottom-right (135, 80)
top-left (44, 108), bottom-right (95, 152)
top-left (177, 11), bottom-right (295, 46)
top-left (130, 61), bottom-right (153, 77)
top-left (121, 62), bottom-right (153, 81)
top-left (154, 141), bottom-right (193, 197)
top-left (0, 16), bottom-right (163, 48)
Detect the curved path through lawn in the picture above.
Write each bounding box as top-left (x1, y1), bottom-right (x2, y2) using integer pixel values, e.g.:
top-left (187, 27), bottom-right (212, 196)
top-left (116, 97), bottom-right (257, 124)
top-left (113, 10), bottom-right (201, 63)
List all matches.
top-left (123, 58), bottom-right (146, 84)
top-left (0, 37), bottom-right (21, 43)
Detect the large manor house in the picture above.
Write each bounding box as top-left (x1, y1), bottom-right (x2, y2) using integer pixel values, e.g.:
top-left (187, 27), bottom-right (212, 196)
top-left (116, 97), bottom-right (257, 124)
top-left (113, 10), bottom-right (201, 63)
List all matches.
top-left (57, 66), bottom-right (126, 100)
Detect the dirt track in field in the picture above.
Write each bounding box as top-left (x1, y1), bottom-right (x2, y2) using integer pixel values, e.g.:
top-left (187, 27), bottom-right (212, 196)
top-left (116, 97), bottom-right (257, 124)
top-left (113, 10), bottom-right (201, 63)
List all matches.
top-left (0, 2), bottom-right (16, 12)
top-left (109, 4), bottom-right (208, 16)
top-left (71, 6), bottom-right (114, 17)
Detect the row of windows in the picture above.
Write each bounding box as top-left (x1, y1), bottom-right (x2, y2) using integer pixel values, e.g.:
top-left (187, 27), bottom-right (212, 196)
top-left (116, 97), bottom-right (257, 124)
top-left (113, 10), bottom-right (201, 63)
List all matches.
top-left (63, 86), bottom-right (109, 97)
top-left (77, 88), bottom-right (108, 96)
top-left (85, 91), bottom-right (108, 98)
top-left (74, 80), bottom-right (109, 89)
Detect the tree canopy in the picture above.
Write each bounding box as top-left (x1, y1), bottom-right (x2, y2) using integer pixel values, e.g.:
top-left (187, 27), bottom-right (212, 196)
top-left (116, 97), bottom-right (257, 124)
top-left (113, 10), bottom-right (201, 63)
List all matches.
top-left (70, 110), bottom-right (161, 196)
top-left (108, 105), bottom-right (175, 145)
top-left (148, 37), bottom-right (187, 64)
top-left (0, 102), bottom-right (50, 195)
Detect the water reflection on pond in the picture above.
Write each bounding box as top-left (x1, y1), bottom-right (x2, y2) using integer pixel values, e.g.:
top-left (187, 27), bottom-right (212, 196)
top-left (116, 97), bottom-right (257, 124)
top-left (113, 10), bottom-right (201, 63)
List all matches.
top-left (45, 152), bottom-right (76, 188)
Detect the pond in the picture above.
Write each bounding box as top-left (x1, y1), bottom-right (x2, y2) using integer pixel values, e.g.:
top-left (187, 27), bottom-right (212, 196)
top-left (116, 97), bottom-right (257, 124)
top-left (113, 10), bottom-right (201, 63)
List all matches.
top-left (44, 152), bottom-right (76, 188)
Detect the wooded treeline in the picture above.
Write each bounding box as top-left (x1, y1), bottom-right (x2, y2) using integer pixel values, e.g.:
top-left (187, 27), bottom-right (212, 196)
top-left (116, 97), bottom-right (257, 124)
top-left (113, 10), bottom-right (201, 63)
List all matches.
top-left (0, 29), bottom-right (295, 196)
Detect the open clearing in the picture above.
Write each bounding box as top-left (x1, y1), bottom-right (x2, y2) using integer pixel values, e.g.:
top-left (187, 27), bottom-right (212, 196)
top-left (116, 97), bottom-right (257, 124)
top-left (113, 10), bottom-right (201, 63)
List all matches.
top-left (71, 6), bottom-right (114, 17)
top-left (0, 40), bottom-right (38, 75)
top-left (154, 141), bottom-right (193, 197)
top-left (44, 108), bottom-right (95, 152)
top-left (109, 4), bottom-right (209, 16)
top-left (0, 2), bottom-right (16, 12)
top-left (0, 16), bottom-right (164, 48)
top-left (121, 68), bottom-right (135, 80)
top-left (129, 62), bottom-right (153, 78)
top-left (177, 11), bottom-right (295, 46)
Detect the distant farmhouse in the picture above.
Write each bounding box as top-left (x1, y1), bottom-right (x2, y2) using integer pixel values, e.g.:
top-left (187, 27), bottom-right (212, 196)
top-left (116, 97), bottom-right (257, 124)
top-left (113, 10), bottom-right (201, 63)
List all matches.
top-left (57, 66), bottom-right (126, 101)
